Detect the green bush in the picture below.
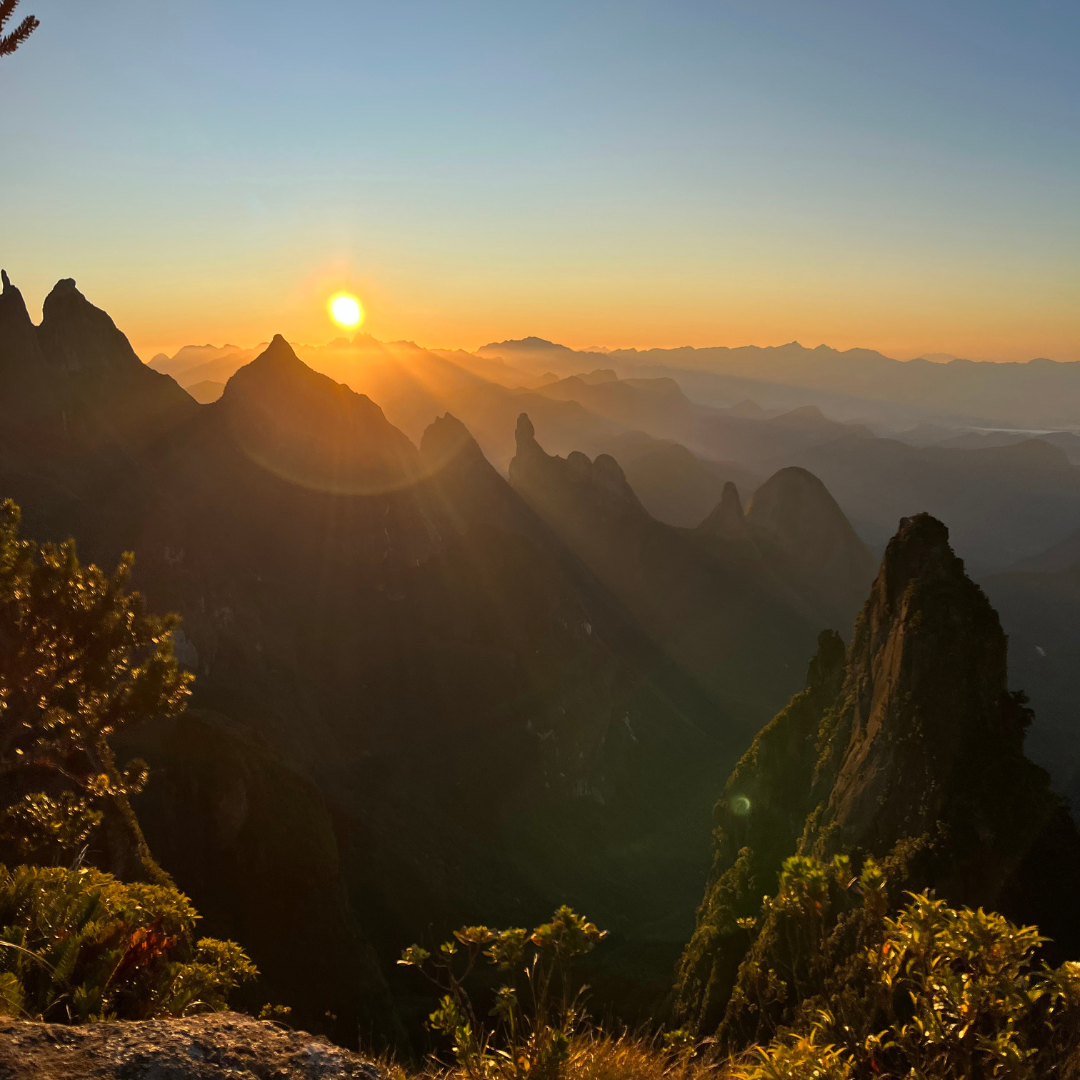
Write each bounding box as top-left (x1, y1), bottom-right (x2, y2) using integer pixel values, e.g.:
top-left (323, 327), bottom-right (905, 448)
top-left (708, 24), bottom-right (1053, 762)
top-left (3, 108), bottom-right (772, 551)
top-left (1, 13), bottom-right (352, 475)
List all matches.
top-left (726, 855), bottom-right (1080, 1079)
top-left (0, 498), bottom-right (191, 870)
top-left (399, 906), bottom-right (607, 1080)
top-left (0, 861), bottom-right (256, 1022)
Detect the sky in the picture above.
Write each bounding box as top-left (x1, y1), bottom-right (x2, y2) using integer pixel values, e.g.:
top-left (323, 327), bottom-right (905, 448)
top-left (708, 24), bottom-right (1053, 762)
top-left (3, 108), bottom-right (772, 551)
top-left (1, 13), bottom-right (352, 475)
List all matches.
top-left (2, 0), bottom-right (1078, 361)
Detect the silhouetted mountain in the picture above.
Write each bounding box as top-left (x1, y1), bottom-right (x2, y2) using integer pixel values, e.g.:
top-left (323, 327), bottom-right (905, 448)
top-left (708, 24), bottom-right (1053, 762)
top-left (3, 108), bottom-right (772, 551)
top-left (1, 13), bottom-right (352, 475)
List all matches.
top-left (185, 378), bottom-right (225, 403)
top-left (675, 514), bottom-right (1080, 1038)
top-left (1, 303), bottom-right (785, 1037)
top-left (508, 414), bottom-right (871, 733)
top-left (790, 435), bottom-right (1080, 572)
top-left (745, 467), bottom-right (876, 627)
top-left (698, 482), bottom-right (751, 543)
top-left (937, 428), bottom-right (1080, 464)
top-left (534, 371), bottom-right (700, 440)
top-left (1, 272), bottom-right (194, 445)
top-left (588, 432), bottom-right (761, 528)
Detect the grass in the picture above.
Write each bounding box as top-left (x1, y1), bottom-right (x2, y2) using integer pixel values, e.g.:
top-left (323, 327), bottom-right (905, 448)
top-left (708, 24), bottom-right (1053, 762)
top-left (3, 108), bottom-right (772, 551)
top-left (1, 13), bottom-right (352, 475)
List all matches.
top-left (381, 1031), bottom-right (740, 1080)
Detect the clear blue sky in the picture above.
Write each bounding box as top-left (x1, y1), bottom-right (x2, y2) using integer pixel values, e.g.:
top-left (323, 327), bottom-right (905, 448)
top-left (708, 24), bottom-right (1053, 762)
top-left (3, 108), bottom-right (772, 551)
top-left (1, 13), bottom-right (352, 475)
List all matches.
top-left (3, 0), bottom-right (1078, 360)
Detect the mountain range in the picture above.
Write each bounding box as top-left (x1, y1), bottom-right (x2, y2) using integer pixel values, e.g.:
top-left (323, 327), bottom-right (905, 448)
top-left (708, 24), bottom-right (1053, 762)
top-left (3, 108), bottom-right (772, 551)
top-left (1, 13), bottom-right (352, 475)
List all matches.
top-left (5, 271), bottom-right (1080, 1049)
top-left (0, 273), bottom-right (877, 1040)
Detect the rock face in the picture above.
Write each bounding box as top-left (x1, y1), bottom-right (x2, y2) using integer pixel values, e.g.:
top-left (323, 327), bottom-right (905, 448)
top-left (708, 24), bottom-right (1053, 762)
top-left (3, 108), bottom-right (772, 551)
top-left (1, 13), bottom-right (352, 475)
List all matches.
top-left (674, 513), bottom-right (1080, 1037)
top-left (0, 1013), bottom-right (383, 1079)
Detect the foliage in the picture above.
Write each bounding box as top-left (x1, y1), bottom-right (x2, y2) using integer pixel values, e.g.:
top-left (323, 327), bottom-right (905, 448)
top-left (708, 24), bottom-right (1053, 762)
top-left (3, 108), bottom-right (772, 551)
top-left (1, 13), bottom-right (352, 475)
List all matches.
top-left (399, 906), bottom-right (607, 1080)
top-left (728, 1031), bottom-right (852, 1080)
top-left (392, 1031), bottom-right (733, 1080)
top-left (0, 499), bottom-right (191, 869)
top-left (0, 0), bottom-right (38, 57)
top-left (716, 855), bottom-right (1080, 1079)
top-left (0, 862), bottom-right (256, 1022)
top-left (862, 893), bottom-right (1080, 1078)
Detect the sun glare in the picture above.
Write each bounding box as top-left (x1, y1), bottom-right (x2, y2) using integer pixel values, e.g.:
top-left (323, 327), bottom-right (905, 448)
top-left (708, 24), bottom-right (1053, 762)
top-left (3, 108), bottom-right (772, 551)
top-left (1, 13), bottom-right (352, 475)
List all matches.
top-left (329, 293), bottom-right (363, 329)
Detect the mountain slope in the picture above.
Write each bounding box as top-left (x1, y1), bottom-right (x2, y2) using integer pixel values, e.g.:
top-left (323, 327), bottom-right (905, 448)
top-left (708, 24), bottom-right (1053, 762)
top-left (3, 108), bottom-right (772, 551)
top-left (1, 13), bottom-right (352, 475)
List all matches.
top-left (790, 434), bottom-right (1080, 571)
top-left (674, 514), bottom-right (1080, 1039)
top-left (0, 304), bottom-right (763, 1037)
top-left (508, 414), bottom-right (871, 736)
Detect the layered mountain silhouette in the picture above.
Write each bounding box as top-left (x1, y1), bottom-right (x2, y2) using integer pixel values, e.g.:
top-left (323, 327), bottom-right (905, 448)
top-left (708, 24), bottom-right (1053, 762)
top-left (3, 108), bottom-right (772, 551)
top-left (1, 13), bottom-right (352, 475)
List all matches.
top-left (791, 433), bottom-right (1080, 572)
top-left (151, 330), bottom-right (1080, 576)
top-left (674, 513), bottom-right (1080, 1038)
top-left (509, 415), bottom-right (874, 730)
top-left (0, 274), bottom-right (878, 1039)
top-left (479, 337), bottom-right (1080, 431)
top-left (9, 272), bottom-right (1076, 1047)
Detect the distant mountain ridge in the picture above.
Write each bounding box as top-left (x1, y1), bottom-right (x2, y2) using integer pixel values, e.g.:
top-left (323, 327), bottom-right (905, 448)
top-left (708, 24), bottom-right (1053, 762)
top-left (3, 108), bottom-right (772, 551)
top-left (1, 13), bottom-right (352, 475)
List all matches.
top-left (480, 337), bottom-right (1080, 430)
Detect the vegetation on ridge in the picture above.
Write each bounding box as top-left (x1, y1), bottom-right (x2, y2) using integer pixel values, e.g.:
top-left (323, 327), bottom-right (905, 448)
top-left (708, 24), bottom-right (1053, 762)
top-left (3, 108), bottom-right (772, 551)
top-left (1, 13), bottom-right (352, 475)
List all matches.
top-left (0, 499), bottom-right (191, 876)
top-left (0, 500), bottom-right (255, 1021)
top-left (393, 878), bottom-right (1080, 1080)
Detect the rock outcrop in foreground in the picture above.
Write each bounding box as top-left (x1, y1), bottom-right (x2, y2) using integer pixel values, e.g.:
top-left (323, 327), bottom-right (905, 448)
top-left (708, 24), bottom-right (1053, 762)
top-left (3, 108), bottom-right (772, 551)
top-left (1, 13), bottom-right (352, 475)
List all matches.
top-left (0, 1013), bottom-right (384, 1080)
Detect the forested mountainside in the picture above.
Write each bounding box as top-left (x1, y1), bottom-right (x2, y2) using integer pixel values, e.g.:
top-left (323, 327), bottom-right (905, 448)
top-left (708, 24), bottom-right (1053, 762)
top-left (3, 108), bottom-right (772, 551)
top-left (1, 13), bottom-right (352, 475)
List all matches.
top-left (0, 274), bottom-right (870, 1039)
top-left (674, 513), bottom-right (1080, 1043)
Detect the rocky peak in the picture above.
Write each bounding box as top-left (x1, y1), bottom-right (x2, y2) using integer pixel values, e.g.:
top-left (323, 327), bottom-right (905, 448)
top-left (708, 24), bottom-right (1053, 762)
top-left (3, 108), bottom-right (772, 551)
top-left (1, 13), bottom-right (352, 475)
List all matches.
top-left (698, 482), bottom-right (749, 541)
top-left (38, 278), bottom-right (146, 375)
top-left (218, 336), bottom-right (421, 494)
top-left (509, 413), bottom-right (646, 523)
top-left (821, 513), bottom-right (1023, 848)
top-left (420, 411), bottom-right (488, 472)
top-left (863, 512), bottom-right (967, 638)
top-left (0, 269), bottom-right (45, 375)
top-left (676, 511), bottom-right (1080, 1038)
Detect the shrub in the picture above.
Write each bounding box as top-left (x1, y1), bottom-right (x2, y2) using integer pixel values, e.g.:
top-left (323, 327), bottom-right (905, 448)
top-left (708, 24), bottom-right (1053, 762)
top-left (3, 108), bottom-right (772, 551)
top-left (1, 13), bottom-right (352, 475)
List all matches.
top-left (0, 499), bottom-right (191, 871)
top-left (724, 854), bottom-right (1080, 1079)
top-left (399, 906), bottom-right (607, 1080)
top-left (0, 862), bottom-right (256, 1022)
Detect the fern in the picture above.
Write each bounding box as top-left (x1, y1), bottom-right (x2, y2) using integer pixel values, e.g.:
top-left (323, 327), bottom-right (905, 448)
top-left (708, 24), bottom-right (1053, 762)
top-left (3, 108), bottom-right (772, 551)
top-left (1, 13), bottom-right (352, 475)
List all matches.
top-left (0, 863), bottom-right (256, 1021)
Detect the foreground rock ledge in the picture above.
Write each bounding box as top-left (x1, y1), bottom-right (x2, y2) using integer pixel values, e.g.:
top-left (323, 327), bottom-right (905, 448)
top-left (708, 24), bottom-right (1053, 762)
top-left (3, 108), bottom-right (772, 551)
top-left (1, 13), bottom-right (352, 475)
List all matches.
top-left (0, 1012), bottom-right (385, 1080)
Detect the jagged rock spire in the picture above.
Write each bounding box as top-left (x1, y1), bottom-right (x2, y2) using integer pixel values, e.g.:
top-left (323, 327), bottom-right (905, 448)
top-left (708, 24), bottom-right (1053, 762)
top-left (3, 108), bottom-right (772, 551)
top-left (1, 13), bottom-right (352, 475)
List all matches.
top-left (675, 511), bottom-right (1080, 1038)
top-left (698, 481), bottom-right (749, 540)
top-left (38, 277), bottom-right (147, 374)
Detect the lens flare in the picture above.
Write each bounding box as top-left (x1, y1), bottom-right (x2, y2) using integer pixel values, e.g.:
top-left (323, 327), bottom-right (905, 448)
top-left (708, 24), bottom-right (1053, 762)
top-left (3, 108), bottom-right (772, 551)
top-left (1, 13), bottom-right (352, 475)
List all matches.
top-left (731, 795), bottom-right (752, 816)
top-left (329, 293), bottom-right (363, 329)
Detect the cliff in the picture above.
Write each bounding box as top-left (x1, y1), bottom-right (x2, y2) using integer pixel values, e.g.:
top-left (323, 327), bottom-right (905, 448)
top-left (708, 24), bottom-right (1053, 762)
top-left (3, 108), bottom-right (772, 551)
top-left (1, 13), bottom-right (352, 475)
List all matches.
top-left (675, 513), bottom-right (1080, 1038)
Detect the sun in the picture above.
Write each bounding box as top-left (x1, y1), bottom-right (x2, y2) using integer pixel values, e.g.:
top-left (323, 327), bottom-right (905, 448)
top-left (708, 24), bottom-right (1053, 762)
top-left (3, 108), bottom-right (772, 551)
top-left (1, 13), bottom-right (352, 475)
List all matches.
top-left (328, 292), bottom-right (363, 329)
